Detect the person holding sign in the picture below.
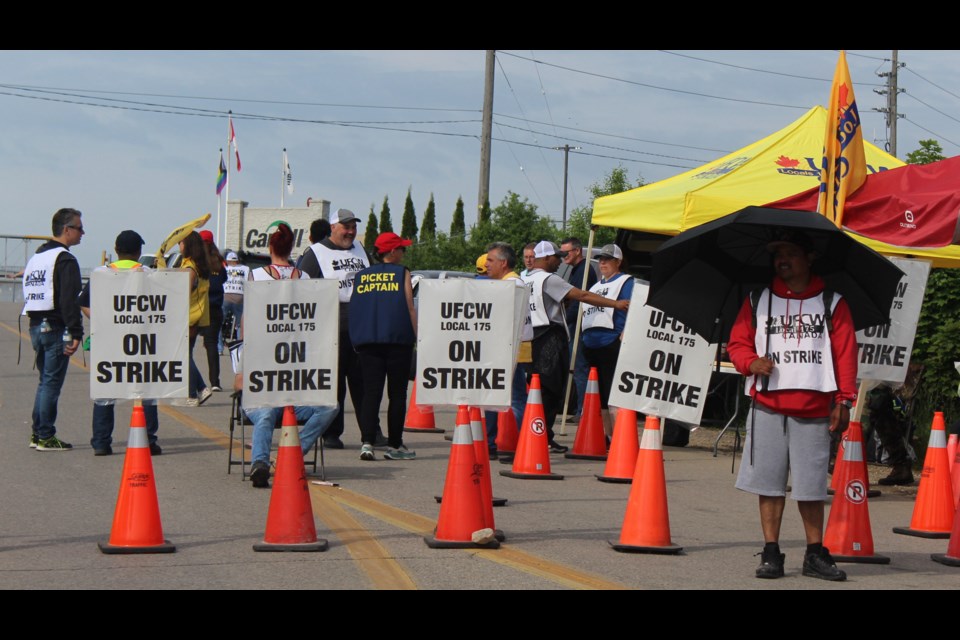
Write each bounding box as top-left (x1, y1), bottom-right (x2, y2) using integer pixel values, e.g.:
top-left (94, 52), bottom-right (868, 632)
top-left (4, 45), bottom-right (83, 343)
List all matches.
top-left (22, 208), bottom-right (85, 451)
top-left (726, 229), bottom-right (857, 582)
top-left (79, 230), bottom-right (162, 456)
top-left (298, 208), bottom-right (380, 450)
top-left (349, 232), bottom-right (418, 461)
top-left (580, 244), bottom-right (634, 439)
top-left (524, 241), bottom-right (629, 453)
top-left (238, 222), bottom-right (337, 488)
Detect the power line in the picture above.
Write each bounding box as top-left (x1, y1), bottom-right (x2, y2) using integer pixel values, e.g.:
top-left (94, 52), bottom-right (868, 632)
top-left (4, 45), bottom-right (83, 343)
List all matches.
top-left (900, 116), bottom-right (960, 150)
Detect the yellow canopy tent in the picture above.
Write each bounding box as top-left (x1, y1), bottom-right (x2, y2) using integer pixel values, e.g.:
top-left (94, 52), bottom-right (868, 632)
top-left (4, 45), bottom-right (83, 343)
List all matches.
top-left (593, 106), bottom-right (960, 268)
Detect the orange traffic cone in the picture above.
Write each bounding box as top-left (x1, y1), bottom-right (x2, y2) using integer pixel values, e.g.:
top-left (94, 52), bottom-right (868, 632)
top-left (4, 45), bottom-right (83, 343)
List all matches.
top-left (425, 406), bottom-right (499, 549)
top-left (597, 410), bottom-right (641, 483)
top-left (436, 406), bottom-right (508, 508)
top-left (948, 433), bottom-right (958, 476)
top-left (893, 411), bottom-right (955, 539)
top-left (931, 497), bottom-right (960, 567)
top-left (404, 382), bottom-right (444, 433)
top-left (495, 408), bottom-right (519, 454)
top-left (823, 421), bottom-right (890, 564)
top-left (99, 405), bottom-right (175, 554)
top-left (566, 367), bottom-right (607, 460)
top-left (611, 416), bottom-right (682, 554)
top-left (500, 375), bottom-right (563, 480)
top-left (830, 424), bottom-right (880, 498)
top-left (254, 406), bottom-right (328, 552)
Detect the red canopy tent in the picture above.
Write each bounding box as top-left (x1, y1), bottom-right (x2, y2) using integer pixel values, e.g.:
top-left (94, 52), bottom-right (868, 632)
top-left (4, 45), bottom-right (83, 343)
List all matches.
top-left (768, 155), bottom-right (960, 248)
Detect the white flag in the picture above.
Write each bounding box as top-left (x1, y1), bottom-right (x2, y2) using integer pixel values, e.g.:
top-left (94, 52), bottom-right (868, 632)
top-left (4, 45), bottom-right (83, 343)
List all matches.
top-left (284, 150), bottom-right (294, 194)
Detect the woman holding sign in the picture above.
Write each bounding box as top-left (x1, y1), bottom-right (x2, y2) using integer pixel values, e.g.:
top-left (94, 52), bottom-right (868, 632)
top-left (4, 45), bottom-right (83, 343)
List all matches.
top-left (580, 244), bottom-right (634, 438)
top-left (349, 232), bottom-right (417, 462)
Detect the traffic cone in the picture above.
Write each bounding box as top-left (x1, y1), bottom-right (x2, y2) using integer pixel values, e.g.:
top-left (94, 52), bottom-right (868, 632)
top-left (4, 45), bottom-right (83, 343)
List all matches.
top-left (931, 498), bottom-right (960, 567)
top-left (254, 406), bottom-right (328, 552)
top-left (99, 405), bottom-right (175, 554)
top-left (611, 416), bottom-right (682, 554)
top-left (495, 408), bottom-right (519, 455)
top-left (500, 374), bottom-right (563, 480)
top-left (436, 406), bottom-right (508, 509)
top-left (830, 425), bottom-right (880, 498)
top-left (404, 382), bottom-right (444, 433)
top-left (566, 367), bottom-right (607, 460)
top-left (425, 406), bottom-right (499, 549)
top-left (893, 411), bottom-right (955, 539)
top-left (948, 433), bottom-right (958, 476)
top-left (823, 421), bottom-right (890, 564)
top-left (597, 410), bottom-right (642, 483)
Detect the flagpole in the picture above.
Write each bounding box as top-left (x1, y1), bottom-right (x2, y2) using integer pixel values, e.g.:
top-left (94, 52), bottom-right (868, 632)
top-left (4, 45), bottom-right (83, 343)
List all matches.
top-left (224, 112), bottom-right (232, 250)
top-left (281, 148), bottom-right (286, 208)
top-left (216, 148), bottom-right (222, 248)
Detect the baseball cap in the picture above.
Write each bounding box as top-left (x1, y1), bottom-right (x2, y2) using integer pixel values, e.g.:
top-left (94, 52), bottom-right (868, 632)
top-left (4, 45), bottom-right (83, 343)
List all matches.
top-left (533, 240), bottom-right (567, 259)
top-left (199, 229), bottom-right (214, 244)
top-left (330, 208), bottom-right (361, 225)
top-left (766, 228), bottom-right (815, 255)
top-left (374, 232), bottom-right (412, 253)
top-left (225, 251), bottom-right (239, 261)
top-left (598, 244), bottom-right (623, 260)
top-left (115, 230), bottom-right (145, 255)
top-left (476, 253), bottom-right (488, 274)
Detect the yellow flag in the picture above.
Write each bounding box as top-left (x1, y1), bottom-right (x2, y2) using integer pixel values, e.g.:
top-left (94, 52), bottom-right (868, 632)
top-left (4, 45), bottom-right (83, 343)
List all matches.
top-left (818, 50), bottom-right (867, 228)
top-left (154, 213), bottom-right (211, 268)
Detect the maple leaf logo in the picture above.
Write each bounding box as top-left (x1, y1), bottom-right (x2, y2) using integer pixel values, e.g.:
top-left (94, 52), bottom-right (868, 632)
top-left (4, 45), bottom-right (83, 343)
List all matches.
top-left (775, 156), bottom-right (800, 168)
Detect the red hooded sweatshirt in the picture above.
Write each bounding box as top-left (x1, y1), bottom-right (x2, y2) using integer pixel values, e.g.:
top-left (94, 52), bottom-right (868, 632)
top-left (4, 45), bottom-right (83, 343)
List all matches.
top-left (726, 273), bottom-right (858, 418)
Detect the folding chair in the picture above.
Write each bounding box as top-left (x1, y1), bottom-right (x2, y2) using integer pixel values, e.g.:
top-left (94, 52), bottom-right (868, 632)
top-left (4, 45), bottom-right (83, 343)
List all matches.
top-left (228, 391), bottom-right (324, 480)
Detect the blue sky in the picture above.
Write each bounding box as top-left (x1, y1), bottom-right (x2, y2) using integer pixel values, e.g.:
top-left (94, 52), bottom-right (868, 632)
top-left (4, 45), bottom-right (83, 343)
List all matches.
top-left (2, 50), bottom-right (958, 268)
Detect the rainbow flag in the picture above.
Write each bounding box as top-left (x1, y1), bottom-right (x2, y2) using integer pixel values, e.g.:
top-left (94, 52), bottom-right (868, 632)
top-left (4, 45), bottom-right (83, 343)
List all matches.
top-left (818, 50), bottom-right (867, 228)
top-left (216, 152), bottom-right (227, 195)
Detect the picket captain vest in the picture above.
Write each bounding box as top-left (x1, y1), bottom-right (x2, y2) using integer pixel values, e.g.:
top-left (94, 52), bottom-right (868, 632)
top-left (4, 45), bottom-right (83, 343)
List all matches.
top-left (751, 288), bottom-right (840, 393)
top-left (349, 263), bottom-right (415, 347)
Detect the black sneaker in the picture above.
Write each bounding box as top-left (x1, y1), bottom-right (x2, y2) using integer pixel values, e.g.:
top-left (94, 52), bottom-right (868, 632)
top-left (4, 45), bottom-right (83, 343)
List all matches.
top-left (802, 547), bottom-right (847, 581)
top-left (548, 440), bottom-right (568, 454)
top-left (149, 443), bottom-right (163, 456)
top-left (755, 548), bottom-right (785, 579)
top-left (877, 465), bottom-right (913, 486)
top-left (250, 461), bottom-right (271, 488)
top-left (323, 436), bottom-right (344, 450)
top-left (373, 433), bottom-right (389, 448)
top-left (29, 433), bottom-right (39, 449)
top-left (93, 446), bottom-right (113, 456)
top-left (36, 436), bottom-right (73, 451)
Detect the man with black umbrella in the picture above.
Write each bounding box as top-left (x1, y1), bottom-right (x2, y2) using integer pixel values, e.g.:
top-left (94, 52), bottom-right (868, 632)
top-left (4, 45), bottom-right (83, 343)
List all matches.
top-left (726, 228), bottom-right (858, 582)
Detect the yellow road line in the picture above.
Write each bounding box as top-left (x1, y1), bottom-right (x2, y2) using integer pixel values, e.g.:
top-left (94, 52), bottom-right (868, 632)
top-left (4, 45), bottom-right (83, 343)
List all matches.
top-left (309, 486), bottom-right (418, 590)
top-left (313, 485), bottom-right (627, 590)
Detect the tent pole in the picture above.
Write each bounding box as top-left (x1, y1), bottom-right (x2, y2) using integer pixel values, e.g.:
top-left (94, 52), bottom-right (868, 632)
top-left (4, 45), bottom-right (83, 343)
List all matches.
top-left (559, 226), bottom-right (597, 436)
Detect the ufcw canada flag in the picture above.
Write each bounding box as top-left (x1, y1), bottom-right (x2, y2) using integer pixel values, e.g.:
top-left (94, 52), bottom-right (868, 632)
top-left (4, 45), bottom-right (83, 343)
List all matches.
top-left (818, 50), bottom-right (867, 228)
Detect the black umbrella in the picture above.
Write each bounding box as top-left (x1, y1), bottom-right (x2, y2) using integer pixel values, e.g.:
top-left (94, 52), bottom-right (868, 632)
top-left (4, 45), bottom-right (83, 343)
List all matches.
top-left (648, 206), bottom-right (905, 343)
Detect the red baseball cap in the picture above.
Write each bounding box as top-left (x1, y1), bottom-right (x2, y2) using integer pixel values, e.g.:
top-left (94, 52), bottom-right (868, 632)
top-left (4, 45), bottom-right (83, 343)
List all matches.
top-left (199, 230), bottom-right (214, 244)
top-left (374, 232), bottom-right (412, 253)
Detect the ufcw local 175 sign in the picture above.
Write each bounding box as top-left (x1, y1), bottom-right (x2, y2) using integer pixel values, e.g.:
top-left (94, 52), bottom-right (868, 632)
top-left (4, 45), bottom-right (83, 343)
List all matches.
top-left (242, 279), bottom-right (339, 408)
top-left (416, 279), bottom-right (524, 407)
top-left (90, 269), bottom-right (189, 400)
top-left (608, 281), bottom-right (715, 425)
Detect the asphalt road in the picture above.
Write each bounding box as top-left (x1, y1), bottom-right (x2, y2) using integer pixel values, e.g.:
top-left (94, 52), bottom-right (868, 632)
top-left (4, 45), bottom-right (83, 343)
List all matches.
top-left (1, 301), bottom-right (957, 590)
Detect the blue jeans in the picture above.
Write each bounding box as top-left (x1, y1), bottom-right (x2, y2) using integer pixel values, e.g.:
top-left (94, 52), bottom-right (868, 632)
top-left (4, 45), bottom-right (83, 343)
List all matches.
top-left (92, 401), bottom-right (159, 449)
top-left (245, 405), bottom-right (338, 464)
top-left (221, 299), bottom-right (243, 350)
top-left (188, 330), bottom-right (206, 397)
top-left (511, 363), bottom-right (529, 433)
top-left (30, 323), bottom-right (71, 440)
top-left (569, 333), bottom-right (589, 417)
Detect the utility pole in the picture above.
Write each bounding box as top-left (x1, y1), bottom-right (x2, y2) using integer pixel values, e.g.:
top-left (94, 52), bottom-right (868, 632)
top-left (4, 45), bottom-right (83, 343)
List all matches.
top-left (478, 50), bottom-right (495, 223)
top-left (552, 144), bottom-right (580, 231)
top-left (873, 49), bottom-right (904, 157)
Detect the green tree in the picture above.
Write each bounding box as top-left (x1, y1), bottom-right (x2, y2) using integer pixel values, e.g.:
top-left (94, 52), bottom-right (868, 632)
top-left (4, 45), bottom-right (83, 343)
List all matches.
top-left (400, 187), bottom-right (418, 241)
top-left (567, 165), bottom-right (643, 246)
top-left (475, 191), bottom-right (558, 257)
top-left (420, 193), bottom-right (437, 240)
top-left (906, 139), bottom-right (945, 165)
top-left (363, 205), bottom-right (379, 252)
top-left (379, 195), bottom-right (393, 234)
top-left (478, 199), bottom-right (491, 225)
top-left (450, 196), bottom-right (466, 238)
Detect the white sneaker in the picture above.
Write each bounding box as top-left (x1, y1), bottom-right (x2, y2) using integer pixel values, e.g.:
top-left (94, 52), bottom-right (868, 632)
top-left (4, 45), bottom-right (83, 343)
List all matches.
top-left (197, 387), bottom-right (213, 405)
top-left (185, 397), bottom-right (199, 407)
top-left (359, 443), bottom-right (375, 461)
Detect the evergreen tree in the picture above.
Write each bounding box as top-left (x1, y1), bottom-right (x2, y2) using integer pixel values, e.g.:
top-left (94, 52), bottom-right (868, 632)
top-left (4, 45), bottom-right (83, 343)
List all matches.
top-left (450, 196), bottom-right (466, 238)
top-left (363, 205), bottom-right (379, 252)
top-left (400, 187), bottom-right (418, 241)
top-left (478, 198), bottom-right (491, 224)
top-left (420, 193), bottom-right (437, 240)
top-left (379, 195), bottom-right (393, 234)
